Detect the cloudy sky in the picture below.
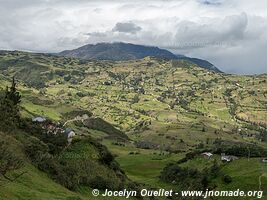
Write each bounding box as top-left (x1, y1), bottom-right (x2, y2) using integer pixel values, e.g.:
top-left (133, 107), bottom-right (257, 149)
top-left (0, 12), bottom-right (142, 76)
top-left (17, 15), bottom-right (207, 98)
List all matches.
top-left (0, 0), bottom-right (267, 74)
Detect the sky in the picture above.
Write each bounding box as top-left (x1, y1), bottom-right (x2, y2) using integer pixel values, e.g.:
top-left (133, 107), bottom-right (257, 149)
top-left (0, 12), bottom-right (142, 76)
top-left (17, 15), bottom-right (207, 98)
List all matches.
top-left (0, 0), bottom-right (267, 74)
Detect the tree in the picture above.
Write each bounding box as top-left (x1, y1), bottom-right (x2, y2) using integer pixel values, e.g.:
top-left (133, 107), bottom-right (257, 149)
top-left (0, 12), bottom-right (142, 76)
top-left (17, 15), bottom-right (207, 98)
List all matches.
top-left (5, 76), bottom-right (21, 106)
top-left (0, 77), bottom-right (21, 131)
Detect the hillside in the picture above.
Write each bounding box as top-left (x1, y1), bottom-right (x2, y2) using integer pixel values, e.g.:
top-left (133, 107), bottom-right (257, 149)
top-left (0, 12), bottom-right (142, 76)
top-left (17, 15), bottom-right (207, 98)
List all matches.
top-left (0, 50), bottom-right (267, 199)
top-left (58, 42), bottom-right (220, 72)
top-left (176, 55), bottom-right (220, 72)
top-left (0, 113), bottom-right (134, 200)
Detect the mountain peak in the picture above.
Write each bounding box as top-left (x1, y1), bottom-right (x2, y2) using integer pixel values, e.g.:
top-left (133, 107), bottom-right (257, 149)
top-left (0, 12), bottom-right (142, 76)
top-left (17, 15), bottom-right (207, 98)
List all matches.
top-left (59, 42), bottom-right (221, 72)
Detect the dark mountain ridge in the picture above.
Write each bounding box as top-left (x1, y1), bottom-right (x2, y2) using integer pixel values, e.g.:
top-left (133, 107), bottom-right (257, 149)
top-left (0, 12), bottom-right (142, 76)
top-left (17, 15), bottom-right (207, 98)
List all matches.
top-left (59, 42), bottom-right (221, 72)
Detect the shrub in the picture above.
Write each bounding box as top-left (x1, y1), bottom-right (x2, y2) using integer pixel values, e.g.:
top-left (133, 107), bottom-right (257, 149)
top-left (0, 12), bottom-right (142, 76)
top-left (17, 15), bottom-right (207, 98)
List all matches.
top-left (37, 157), bottom-right (79, 190)
top-left (24, 136), bottom-right (50, 162)
top-left (223, 175), bottom-right (233, 184)
top-left (89, 176), bottom-right (112, 190)
top-left (64, 75), bottom-right (71, 81)
top-left (99, 150), bottom-right (114, 166)
top-left (0, 138), bottom-right (24, 181)
top-left (160, 163), bottom-right (207, 190)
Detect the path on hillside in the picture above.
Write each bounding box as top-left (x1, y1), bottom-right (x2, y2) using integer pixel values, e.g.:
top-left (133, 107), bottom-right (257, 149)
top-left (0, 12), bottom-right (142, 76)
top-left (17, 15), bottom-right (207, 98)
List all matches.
top-left (63, 118), bottom-right (78, 127)
top-left (63, 115), bottom-right (89, 127)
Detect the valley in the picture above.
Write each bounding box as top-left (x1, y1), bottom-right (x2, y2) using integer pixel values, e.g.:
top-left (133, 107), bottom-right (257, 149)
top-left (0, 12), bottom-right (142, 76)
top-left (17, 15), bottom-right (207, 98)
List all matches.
top-left (0, 50), bottom-right (266, 199)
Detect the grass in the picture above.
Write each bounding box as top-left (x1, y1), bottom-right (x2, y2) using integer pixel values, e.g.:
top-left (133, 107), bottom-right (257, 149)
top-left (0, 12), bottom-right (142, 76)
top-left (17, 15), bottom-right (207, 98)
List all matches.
top-left (21, 101), bottom-right (62, 121)
top-left (103, 139), bottom-right (182, 188)
top-left (0, 164), bottom-right (87, 200)
top-left (215, 158), bottom-right (267, 200)
top-left (0, 164), bottom-right (131, 200)
top-left (216, 158), bottom-right (267, 190)
top-left (116, 153), bottom-right (179, 187)
top-left (175, 156), bottom-right (267, 200)
top-left (0, 133), bottom-right (130, 200)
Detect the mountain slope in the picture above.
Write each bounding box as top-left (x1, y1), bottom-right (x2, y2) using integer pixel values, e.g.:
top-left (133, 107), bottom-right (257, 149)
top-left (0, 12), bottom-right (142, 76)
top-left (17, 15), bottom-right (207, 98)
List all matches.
top-left (59, 42), bottom-right (221, 72)
top-left (176, 55), bottom-right (220, 72)
top-left (59, 42), bottom-right (177, 60)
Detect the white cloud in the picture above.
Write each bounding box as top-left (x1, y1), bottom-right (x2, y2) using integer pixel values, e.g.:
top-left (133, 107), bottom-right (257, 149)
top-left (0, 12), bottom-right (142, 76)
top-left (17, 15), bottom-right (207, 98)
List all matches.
top-left (0, 0), bottom-right (266, 74)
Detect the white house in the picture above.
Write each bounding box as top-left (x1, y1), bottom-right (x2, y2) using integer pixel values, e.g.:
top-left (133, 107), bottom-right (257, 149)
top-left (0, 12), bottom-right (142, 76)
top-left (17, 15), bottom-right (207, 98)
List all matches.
top-left (201, 152), bottom-right (213, 159)
top-left (221, 153), bottom-right (238, 162)
top-left (65, 128), bottom-right (76, 144)
top-left (32, 117), bottom-right (46, 123)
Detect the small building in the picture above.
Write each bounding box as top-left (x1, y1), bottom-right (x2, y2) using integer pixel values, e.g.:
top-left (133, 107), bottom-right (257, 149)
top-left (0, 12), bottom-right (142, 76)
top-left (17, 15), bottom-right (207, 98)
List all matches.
top-left (82, 114), bottom-right (89, 120)
top-left (221, 153), bottom-right (238, 162)
top-left (32, 117), bottom-right (46, 123)
top-left (76, 114), bottom-right (90, 121)
top-left (103, 81), bottom-right (112, 86)
top-left (65, 128), bottom-right (75, 144)
top-left (201, 152), bottom-right (213, 159)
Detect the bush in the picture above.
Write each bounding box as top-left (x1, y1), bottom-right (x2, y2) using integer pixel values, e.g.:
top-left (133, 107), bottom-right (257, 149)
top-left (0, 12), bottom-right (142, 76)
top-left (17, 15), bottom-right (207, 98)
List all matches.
top-left (24, 136), bottom-right (50, 162)
top-left (161, 157), bottom-right (222, 191)
top-left (0, 137), bottom-right (24, 181)
top-left (64, 75), bottom-right (71, 81)
top-left (160, 163), bottom-right (208, 190)
top-left (99, 150), bottom-right (114, 166)
top-left (20, 119), bottom-right (67, 155)
top-left (44, 133), bottom-right (68, 155)
top-left (37, 157), bottom-right (79, 190)
top-left (222, 175), bottom-right (232, 184)
top-left (214, 142), bottom-right (267, 157)
top-left (89, 176), bottom-right (112, 190)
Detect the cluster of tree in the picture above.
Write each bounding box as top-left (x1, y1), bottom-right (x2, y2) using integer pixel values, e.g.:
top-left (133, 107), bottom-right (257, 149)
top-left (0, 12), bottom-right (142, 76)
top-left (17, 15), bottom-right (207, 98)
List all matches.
top-left (160, 159), bottom-right (232, 195)
top-left (160, 161), bottom-right (216, 191)
top-left (224, 88), bottom-right (238, 117)
top-left (133, 119), bottom-right (151, 132)
top-left (213, 139), bottom-right (267, 157)
top-left (131, 94), bottom-right (140, 104)
top-left (236, 115), bottom-right (267, 129)
top-left (0, 79), bottom-right (69, 184)
top-left (24, 136), bottom-right (128, 190)
top-left (112, 142), bottom-right (126, 147)
top-left (135, 141), bottom-right (158, 150)
top-left (23, 120), bottom-right (68, 155)
top-left (258, 129), bottom-right (267, 142)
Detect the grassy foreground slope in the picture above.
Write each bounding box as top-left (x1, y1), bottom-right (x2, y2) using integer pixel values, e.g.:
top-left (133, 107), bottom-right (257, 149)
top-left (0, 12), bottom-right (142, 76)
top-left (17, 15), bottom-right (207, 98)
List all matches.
top-left (0, 164), bottom-right (84, 200)
top-left (0, 132), bottom-right (128, 200)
